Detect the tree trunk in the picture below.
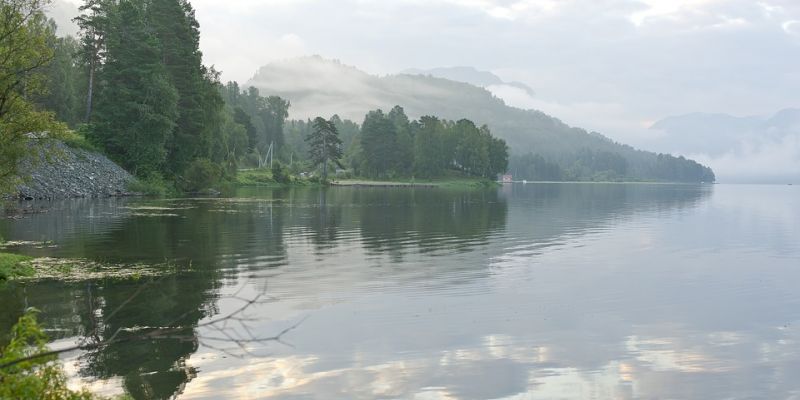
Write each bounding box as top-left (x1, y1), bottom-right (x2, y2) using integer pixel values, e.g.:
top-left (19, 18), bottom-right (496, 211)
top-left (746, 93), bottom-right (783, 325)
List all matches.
top-left (84, 57), bottom-right (95, 123)
top-left (322, 134), bottom-right (328, 181)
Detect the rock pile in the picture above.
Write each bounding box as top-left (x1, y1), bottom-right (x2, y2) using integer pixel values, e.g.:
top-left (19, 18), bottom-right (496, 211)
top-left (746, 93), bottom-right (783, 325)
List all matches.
top-left (15, 142), bottom-right (135, 200)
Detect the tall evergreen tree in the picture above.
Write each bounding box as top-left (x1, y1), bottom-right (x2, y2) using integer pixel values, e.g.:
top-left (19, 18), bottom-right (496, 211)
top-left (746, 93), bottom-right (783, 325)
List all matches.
top-left (486, 129), bottom-right (509, 178)
top-left (90, 0), bottom-right (177, 176)
top-left (360, 109), bottom-right (398, 176)
top-left (233, 107), bottom-right (256, 151)
top-left (454, 119), bottom-right (488, 176)
top-left (306, 117), bottom-right (343, 181)
top-left (148, 0), bottom-right (208, 175)
top-left (261, 96), bottom-right (289, 154)
top-left (74, 0), bottom-right (114, 123)
top-left (388, 105), bottom-right (413, 174)
top-left (413, 116), bottom-right (445, 178)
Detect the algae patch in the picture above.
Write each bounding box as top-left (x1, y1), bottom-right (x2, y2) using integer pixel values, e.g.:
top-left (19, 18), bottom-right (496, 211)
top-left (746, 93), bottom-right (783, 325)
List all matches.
top-left (12, 257), bottom-right (175, 282)
top-left (131, 212), bottom-right (181, 217)
top-left (0, 240), bottom-right (57, 249)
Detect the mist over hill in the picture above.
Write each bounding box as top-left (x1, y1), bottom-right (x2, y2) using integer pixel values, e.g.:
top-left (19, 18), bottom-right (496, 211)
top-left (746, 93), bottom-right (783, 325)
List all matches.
top-left (650, 109), bottom-right (800, 183)
top-left (401, 66), bottom-right (535, 97)
top-left (247, 56), bottom-right (714, 183)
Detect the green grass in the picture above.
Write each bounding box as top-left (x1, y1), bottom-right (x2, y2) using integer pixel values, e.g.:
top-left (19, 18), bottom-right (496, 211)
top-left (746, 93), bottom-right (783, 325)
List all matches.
top-left (60, 130), bottom-right (100, 153)
top-left (236, 168), bottom-right (277, 185)
top-left (333, 173), bottom-right (498, 189)
top-left (236, 168), bottom-right (321, 187)
top-left (127, 175), bottom-right (178, 197)
top-left (0, 252), bottom-right (34, 281)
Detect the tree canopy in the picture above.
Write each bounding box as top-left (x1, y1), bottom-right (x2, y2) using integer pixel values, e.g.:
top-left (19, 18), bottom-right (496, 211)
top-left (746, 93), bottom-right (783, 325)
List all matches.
top-left (0, 0), bottom-right (66, 194)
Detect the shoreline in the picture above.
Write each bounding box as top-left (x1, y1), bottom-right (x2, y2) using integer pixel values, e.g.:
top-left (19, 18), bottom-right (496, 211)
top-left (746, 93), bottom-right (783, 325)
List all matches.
top-left (330, 178), bottom-right (498, 189)
top-left (330, 180), bottom-right (436, 188)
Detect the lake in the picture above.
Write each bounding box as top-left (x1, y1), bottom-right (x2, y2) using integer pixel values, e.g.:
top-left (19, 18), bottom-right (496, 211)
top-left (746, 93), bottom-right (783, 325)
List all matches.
top-left (1, 183), bottom-right (798, 399)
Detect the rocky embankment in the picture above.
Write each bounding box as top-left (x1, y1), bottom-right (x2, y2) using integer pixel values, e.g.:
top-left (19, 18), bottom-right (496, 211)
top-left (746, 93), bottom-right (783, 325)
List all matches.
top-left (15, 142), bottom-right (134, 200)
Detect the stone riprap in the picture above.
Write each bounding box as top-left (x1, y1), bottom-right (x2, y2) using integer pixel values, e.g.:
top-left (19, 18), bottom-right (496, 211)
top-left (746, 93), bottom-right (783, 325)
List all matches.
top-left (15, 142), bottom-right (135, 200)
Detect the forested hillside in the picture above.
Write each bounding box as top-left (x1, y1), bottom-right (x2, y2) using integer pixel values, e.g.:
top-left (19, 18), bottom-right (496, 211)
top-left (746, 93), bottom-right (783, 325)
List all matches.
top-left (249, 57), bottom-right (715, 183)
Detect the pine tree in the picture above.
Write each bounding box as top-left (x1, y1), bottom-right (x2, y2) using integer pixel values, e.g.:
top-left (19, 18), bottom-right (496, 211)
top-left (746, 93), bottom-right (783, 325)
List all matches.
top-left (413, 116), bottom-right (445, 178)
top-left (454, 119), bottom-right (488, 176)
top-left (486, 129), bottom-right (509, 178)
top-left (360, 109), bottom-right (398, 177)
top-left (74, 0), bottom-right (114, 123)
top-left (306, 117), bottom-right (343, 181)
top-left (90, 0), bottom-right (177, 176)
top-left (148, 0), bottom-right (209, 175)
top-left (388, 105), bottom-right (413, 174)
top-left (261, 96), bottom-right (289, 154)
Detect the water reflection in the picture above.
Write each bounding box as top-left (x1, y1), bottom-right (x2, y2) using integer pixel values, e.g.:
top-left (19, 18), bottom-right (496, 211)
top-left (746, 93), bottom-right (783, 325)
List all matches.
top-left (2, 184), bottom-right (797, 399)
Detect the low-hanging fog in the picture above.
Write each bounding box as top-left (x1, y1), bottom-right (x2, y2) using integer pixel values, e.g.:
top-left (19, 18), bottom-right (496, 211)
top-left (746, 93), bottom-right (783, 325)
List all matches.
top-left (48, 0), bottom-right (800, 183)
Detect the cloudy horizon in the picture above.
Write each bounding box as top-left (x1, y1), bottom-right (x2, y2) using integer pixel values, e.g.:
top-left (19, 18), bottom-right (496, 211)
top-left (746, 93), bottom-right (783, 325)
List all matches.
top-left (48, 0), bottom-right (800, 182)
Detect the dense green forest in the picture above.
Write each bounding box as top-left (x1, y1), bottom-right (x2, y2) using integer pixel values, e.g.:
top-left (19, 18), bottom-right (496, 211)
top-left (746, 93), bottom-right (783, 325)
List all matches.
top-left (36, 0), bottom-right (242, 190)
top-left (279, 106), bottom-right (509, 180)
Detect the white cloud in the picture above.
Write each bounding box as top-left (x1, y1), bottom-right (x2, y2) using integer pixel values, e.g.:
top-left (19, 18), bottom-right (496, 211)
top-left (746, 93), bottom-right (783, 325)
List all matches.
top-left (438, 0), bottom-right (563, 20)
top-left (782, 19), bottom-right (800, 35)
top-left (629, 0), bottom-right (725, 26)
top-left (689, 134), bottom-right (800, 183)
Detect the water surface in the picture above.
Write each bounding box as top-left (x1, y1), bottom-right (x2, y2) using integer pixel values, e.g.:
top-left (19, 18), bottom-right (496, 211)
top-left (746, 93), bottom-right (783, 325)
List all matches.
top-left (1, 183), bottom-right (798, 399)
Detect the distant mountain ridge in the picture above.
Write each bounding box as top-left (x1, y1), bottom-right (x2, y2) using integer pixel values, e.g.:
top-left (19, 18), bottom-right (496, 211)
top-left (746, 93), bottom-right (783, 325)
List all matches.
top-left (247, 56), bottom-right (714, 182)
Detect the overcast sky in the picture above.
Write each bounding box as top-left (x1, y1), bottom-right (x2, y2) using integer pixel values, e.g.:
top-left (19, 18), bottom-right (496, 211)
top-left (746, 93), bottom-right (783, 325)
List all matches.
top-left (51, 0), bottom-right (800, 181)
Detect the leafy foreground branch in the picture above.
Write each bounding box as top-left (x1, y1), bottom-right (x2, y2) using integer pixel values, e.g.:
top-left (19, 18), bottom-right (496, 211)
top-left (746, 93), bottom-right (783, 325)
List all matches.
top-left (1, 282), bottom-right (305, 397)
top-left (0, 309), bottom-right (111, 399)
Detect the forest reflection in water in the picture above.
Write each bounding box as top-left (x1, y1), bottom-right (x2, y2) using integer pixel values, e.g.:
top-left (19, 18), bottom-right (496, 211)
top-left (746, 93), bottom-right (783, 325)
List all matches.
top-left (2, 183), bottom-right (798, 399)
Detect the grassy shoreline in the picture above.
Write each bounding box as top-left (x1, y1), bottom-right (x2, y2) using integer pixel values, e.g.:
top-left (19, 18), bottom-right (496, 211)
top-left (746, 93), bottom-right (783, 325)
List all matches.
top-left (236, 168), bottom-right (498, 189)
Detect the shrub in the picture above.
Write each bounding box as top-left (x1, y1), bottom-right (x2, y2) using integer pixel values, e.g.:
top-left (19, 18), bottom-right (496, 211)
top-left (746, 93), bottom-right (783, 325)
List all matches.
top-left (271, 162), bottom-right (291, 184)
top-left (127, 173), bottom-right (173, 197)
top-left (182, 159), bottom-right (223, 192)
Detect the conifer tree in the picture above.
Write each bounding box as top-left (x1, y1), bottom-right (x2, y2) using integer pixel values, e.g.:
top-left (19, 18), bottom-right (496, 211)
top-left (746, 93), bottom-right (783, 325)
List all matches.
top-left (74, 0), bottom-right (114, 123)
top-left (90, 0), bottom-right (177, 176)
top-left (148, 0), bottom-right (208, 175)
top-left (360, 109), bottom-right (397, 177)
top-left (306, 117), bottom-right (343, 181)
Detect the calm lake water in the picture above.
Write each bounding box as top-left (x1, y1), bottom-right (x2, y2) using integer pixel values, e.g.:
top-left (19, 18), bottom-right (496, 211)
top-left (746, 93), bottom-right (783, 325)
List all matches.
top-left (1, 183), bottom-right (799, 399)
